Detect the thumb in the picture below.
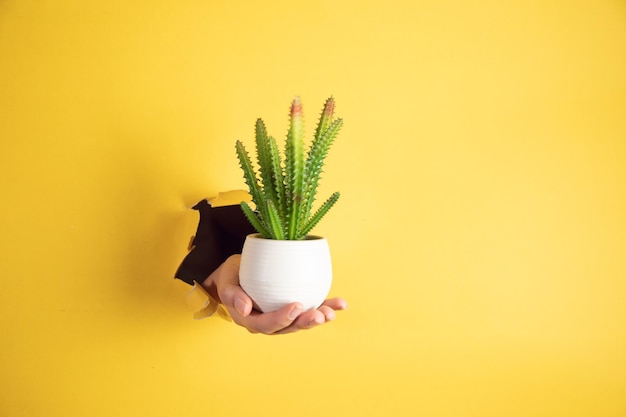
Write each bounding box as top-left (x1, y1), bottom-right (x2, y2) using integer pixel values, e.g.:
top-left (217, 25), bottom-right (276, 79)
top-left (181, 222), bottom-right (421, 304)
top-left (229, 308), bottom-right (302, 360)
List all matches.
top-left (216, 255), bottom-right (253, 317)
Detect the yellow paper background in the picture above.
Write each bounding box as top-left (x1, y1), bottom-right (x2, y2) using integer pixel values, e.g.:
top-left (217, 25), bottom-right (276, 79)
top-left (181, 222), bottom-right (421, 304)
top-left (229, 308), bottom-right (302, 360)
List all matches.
top-left (1, 1), bottom-right (625, 416)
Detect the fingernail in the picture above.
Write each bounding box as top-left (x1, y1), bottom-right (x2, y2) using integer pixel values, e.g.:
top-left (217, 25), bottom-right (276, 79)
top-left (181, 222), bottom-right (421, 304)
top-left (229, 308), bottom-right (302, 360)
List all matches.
top-left (309, 316), bottom-right (325, 328)
top-left (289, 303), bottom-right (304, 320)
top-left (235, 297), bottom-right (247, 316)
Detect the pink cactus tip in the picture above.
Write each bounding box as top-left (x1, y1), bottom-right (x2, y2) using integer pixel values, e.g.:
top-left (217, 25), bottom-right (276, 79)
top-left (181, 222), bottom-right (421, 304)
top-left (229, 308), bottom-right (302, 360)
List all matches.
top-left (324, 96), bottom-right (335, 115)
top-left (291, 96), bottom-right (303, 117)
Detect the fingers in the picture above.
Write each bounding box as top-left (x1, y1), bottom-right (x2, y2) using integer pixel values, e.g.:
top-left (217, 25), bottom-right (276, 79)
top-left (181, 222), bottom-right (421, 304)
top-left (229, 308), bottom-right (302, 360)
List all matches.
top-left (238, 302), bottom-right (304, 334)
top-left (214, 255), bottom-right (347, 335)
top-left (318, 305), bottom-right (336, 322)
top-left (226, 297), bottom-right (344, 335)
top-left (321, 297), bottom-right (348, 311)
top-left (272, 302), bottom-right (346, 335)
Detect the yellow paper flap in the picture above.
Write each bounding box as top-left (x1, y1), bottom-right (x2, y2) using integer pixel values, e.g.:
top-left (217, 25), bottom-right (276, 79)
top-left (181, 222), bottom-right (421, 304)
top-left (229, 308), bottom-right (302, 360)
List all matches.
top-left (208, 190), bottom-right (252, 208)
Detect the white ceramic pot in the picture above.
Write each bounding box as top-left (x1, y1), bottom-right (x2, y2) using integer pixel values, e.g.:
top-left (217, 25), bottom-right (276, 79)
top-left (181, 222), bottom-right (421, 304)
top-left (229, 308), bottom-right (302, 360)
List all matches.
top-left (239, 234), bottom-right (333, 313)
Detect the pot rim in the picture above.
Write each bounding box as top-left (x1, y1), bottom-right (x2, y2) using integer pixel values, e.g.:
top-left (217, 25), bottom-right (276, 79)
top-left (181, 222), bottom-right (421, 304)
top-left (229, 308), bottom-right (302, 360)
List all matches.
top-left (246, 233), bottom-right (325, 241)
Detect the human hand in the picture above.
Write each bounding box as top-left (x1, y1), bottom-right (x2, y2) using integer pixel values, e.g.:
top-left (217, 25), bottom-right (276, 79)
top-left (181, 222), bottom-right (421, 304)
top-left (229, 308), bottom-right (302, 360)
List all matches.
top-left (203, 254), bottom-right (347, 335)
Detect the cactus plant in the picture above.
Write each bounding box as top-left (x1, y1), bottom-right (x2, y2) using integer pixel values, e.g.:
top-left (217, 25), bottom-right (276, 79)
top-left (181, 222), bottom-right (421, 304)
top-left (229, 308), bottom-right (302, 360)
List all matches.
top-left (236, 96), bottom-right (343, 240)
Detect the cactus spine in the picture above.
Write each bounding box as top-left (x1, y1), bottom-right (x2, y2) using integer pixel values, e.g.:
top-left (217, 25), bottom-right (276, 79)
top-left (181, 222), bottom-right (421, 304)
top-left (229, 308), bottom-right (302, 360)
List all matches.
top-left (236, 96), bottom-right (343, 240)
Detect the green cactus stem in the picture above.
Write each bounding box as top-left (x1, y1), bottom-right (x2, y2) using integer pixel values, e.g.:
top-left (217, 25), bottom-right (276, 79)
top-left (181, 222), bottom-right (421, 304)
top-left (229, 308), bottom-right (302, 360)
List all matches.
top-left (235, 96), bottom-right (343, 240)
